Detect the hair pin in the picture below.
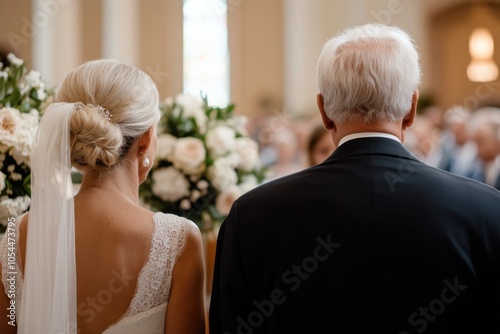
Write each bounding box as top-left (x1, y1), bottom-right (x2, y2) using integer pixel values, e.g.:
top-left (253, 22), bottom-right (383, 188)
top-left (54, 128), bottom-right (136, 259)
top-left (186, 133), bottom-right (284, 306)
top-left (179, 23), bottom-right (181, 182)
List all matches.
top-left (74, 102), bottom-right (112, 121)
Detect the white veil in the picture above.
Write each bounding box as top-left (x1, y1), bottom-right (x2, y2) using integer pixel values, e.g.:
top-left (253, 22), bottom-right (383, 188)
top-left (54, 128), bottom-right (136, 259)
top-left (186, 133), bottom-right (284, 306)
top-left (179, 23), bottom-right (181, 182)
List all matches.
top-left (20, 103), bottom-right (77, 333)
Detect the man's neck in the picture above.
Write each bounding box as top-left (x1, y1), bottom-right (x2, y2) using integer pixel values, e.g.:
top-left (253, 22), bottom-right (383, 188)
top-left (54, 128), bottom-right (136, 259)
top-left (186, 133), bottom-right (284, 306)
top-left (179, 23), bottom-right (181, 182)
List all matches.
top-left (331, 120), bottom-right (406, 147)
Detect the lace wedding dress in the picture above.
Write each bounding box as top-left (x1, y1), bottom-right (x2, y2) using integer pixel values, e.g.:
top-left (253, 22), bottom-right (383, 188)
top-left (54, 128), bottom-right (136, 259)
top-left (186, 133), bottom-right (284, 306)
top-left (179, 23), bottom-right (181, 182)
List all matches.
top-left (0, 212), bottom-right (188, 333)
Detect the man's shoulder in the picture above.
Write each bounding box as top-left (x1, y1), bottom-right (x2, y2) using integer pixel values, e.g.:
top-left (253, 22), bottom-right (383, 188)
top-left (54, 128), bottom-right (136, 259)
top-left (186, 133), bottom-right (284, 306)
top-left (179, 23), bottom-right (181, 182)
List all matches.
top-left (239, 167), bottom-right (316, 201)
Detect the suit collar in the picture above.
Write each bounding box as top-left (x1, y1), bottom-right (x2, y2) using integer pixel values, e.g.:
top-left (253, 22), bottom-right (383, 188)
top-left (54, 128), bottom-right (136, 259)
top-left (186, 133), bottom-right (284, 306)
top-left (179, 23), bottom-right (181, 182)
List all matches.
top-left (325, 137), bottom-right (420, 163)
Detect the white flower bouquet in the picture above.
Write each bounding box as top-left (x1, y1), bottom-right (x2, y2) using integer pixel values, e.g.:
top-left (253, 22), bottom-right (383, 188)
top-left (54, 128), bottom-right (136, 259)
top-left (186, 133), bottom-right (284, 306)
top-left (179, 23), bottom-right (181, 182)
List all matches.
top-left (0, 54), bottom-right (53, 232)
top-left (140, 94), bottom-right (267, 232)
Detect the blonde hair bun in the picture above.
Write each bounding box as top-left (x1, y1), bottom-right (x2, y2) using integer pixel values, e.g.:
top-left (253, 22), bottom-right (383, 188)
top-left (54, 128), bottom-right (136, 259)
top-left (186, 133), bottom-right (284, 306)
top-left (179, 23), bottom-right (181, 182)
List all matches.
top-left (57, 59), bottom-right (161, 175)
top-left (70, 104), bottom-right (123, 173)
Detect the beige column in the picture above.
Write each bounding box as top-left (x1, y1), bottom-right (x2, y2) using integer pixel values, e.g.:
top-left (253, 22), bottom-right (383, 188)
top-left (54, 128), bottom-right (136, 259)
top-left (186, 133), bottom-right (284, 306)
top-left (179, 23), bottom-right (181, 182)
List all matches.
top-left (102, 0), bottom-right (139, 66)
top-left (32, 0), bottom-right (82, 88)
top-left (228, 0), bottom-right (284, 116)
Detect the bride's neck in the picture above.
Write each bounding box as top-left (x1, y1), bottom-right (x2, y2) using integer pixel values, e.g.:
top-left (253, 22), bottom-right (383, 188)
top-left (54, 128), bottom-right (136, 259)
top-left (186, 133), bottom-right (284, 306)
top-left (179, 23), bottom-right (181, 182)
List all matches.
top-left (77, 161), bottom-right (140, 205)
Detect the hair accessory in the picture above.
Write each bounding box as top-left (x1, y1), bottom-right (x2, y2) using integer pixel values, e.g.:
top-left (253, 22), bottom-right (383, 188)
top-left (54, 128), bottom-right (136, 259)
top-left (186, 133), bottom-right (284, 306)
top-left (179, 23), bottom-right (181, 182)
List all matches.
top-left (143, 151), bottom-right (150, 167)
top-left (74, 102), bottom-right (112, 121)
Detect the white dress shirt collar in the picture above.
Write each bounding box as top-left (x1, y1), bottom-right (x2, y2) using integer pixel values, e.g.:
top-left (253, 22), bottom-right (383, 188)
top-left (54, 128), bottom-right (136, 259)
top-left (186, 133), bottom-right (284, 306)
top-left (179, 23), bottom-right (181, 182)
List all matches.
top-left (338, 132), bottom-right (401, 147)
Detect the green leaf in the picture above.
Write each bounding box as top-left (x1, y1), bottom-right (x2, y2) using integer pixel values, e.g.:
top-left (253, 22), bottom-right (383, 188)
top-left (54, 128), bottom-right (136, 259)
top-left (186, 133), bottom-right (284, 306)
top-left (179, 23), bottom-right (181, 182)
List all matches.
top-left (9, 89), bottom-right (20, 106)
top-left (14, 66), bottom-right (24, 82)
top-left (0, 80), bottom-right (5, 101)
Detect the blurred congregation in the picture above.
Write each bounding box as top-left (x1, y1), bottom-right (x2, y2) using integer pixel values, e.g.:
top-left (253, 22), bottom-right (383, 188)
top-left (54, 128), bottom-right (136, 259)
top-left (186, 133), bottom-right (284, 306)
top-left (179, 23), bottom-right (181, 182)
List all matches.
top-left (249, 103), bottom-right (500, 191)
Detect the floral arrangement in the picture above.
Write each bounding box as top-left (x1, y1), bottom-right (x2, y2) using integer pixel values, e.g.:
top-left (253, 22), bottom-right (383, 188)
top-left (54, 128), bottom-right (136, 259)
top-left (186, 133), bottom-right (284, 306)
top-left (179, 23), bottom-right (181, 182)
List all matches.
top-left (140, 94), bottom-right (267, 232)
top-left (0, 54), bottom-right (53, 233)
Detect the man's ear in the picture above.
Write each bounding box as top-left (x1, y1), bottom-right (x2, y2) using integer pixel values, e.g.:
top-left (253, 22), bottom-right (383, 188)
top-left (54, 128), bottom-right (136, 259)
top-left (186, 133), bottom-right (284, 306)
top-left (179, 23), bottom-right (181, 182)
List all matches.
top-left (138, 126), bottom-right (154, 152)
top-left (403, 90), bottom-right (419, 129)
top-left (317, 94), bottom-right (335, 130)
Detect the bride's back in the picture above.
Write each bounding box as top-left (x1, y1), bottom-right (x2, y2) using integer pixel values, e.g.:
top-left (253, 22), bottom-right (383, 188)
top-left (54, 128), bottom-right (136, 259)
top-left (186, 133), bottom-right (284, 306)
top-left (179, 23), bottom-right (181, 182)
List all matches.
top-left (74, 195), bottom-right (154, 333)
top-left (18, 196), bottom-right (155, 333)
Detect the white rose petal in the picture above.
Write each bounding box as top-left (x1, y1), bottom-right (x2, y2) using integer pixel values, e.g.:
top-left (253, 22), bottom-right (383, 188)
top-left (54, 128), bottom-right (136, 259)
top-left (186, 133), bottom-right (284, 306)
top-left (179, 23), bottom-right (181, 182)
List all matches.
top-left (215, 185), bottom-right (243, 216)
top-left (205, 125), bottom-right (236, 157)
top-left (227, 115), bottom-right (249, 135)
top-left (239, 174), bottom-right (258, 193)
top-left (235, 137), bottom-right (259, 171)
top-left (36, 88), bottom-right (47, 101)
top-left (174, 94), bottom-right (208, 133)
top-left (196, 179), bottom-right (209, 190)
top-left (155, 134), bottom-right (177, 160)
top-left (190, 189), bottom-right (202, 202)
top-left (0, 172), bottom-right (6, 192)
top-left (180, 199), bottom-right (192, 211)
top-left (0, 108), bottom-right (21, 147)
top-left (7, 53), bottom-right (23, 67)
top-left (172, 137), bottom-right (206, 175)
top-left (151, 167), bottom-right (190, 202)
top-left (10, 172), bottom-right (22, 181)
top-left (10, 111), bottom-right (39, 166)
top-left (207, 162), bottom-right (237, 191)
top-left (25, 70), bottom-right (41, 87)
top-left (0, 195), bottom-right (30, 226)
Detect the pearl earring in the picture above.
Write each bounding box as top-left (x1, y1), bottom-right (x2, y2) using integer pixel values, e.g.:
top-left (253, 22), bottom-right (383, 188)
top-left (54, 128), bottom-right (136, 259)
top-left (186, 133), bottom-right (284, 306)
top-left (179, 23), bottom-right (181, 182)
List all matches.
top-left (142, 151), bottom-right (150, 167)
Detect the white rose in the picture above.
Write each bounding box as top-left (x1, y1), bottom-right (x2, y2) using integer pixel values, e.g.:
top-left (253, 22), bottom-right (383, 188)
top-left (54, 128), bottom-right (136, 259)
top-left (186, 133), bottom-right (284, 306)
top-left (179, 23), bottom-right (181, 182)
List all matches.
top-left (0, 195), bottom-right (30, 226)
top-left (7, 53), bottom-right (23, 66)
top-left (0, 108), bottom-right (21, 147)
top-left (216, 153), bottom-right (240, 169)
top-left (151, 167), bottom-right (190, 202)
top-left (215, 185), bottom-right (243, 216)
top-left (10, 111), bottom-right (39, 166)
top-left (0, 172), bottom-right (6, 192)
top-left (174, 94), bottom-right (208, 133)
top-left (180, 198), bottom-right (191, 211)
top-left (190, 189), bottom-right (202, 202)
top-left (239, 174), bottom-right (258, 193)
top-left (10, 173), bottom-right (22, 181)
top-left (205, 125), bottom-right (236, 157)
top-left (162, 97), bottom-right (174, 107)
top-left (196, 179), bottom-right (209, 191)
top-left (155, 134), bottom-right (177, 160)
top-left (227, 115), bottom-right (249, 135)
top-left (207, 161), bottom-right (237, 191)
top-left (172, 137), bottom-right (206, 175)
top-left (36, 88), bottom-right (47, 101)
top-left (235, 137), bottom-right (259, 171)
top-left (25, 70), bottom-right (41, 87)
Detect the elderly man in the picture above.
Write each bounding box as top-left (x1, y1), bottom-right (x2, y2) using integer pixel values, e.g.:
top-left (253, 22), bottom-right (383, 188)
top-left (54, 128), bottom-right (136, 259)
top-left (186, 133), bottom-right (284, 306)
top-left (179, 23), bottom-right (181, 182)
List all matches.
top-left (210, 24), bottom-right (500, 333)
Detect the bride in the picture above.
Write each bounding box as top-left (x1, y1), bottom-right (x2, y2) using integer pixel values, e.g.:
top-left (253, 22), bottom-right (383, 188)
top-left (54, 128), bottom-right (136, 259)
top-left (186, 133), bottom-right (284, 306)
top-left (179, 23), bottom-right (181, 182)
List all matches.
top-left (0, 60), bottom-right (206, 333)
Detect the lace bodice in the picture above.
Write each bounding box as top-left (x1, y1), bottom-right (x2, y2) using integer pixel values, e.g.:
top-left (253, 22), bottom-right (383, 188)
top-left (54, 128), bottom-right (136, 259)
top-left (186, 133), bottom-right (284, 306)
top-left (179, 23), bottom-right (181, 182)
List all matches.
top-left (0, 212), bottom-right (189, 333)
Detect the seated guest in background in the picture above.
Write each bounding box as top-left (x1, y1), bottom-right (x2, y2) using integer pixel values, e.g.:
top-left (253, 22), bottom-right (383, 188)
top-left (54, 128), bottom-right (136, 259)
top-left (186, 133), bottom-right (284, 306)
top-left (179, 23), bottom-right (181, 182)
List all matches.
top-left (306, 123), bottom-right (337, 166)
top-left (470, 107), bottom-right (500, 190)
top-left (210, 23), bottom-right (500, 334)
top-left (268, 128), bottom-right (302, 179)
top-left (442, 105), bottom-right (482, 178)
top-left (404, 114), bottom-right (451, 170)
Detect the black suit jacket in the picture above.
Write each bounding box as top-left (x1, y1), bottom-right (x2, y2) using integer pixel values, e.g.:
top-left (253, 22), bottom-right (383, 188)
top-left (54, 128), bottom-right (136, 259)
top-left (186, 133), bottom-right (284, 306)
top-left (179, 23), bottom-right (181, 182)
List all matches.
top-left (209, 137), bottom-right (500, 334)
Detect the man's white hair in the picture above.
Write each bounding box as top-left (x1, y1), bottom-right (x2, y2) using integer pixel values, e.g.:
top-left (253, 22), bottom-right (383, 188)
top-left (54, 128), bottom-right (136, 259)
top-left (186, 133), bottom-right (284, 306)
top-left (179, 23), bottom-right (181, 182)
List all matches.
top-left (317, 24), bottom-right (421, 124)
